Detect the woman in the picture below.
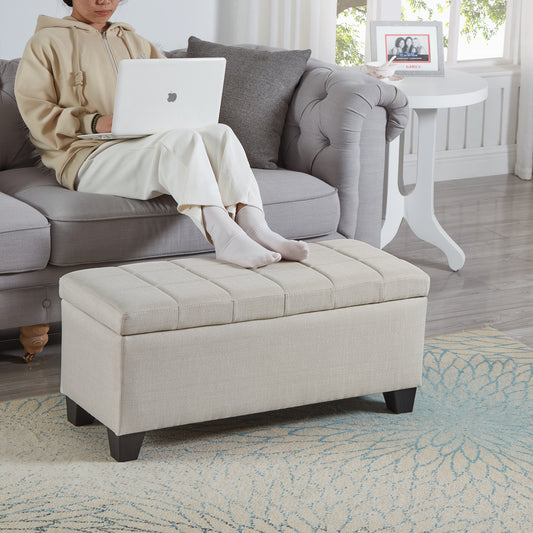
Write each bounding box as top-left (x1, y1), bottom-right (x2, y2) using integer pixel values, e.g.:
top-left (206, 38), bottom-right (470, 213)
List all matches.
top-left (403, 37), bottom-right (414, 55)
top-left (411, 37), bottom-right (427, 56)
top-left (15, 0), bottom-right (309, 268)
top-left (390, 37), bottom-right (405, 57)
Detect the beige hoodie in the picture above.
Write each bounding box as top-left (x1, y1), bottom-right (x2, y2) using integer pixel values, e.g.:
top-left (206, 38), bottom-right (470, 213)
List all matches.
top-left (15, 15), bottom-right (164, 189)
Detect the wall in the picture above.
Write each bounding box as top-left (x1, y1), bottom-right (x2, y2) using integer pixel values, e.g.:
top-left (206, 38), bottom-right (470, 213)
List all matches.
top-left (0, 0), bottom-right (218, 58)
top-left (1, 0), bottom-right (336, 60)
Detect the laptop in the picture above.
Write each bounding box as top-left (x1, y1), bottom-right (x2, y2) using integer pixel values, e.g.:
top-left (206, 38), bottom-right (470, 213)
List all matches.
top-left (78, 57), bottom-right (226, 140)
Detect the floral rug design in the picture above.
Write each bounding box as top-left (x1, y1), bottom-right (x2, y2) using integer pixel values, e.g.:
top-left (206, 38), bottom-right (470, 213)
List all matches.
top-left (0, 327), bottom-right (532, 532)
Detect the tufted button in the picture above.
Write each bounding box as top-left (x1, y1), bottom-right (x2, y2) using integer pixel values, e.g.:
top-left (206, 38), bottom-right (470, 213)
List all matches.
top-left (42, 299), bottom-right (51, 309)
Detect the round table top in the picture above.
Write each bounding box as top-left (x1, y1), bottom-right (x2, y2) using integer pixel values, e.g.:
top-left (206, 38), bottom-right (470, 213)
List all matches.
top-left (395, 68), bottom-right (488, 109)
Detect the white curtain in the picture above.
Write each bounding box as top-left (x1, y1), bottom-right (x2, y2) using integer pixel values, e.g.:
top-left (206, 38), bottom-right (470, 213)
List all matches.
top-left (215, 0), bottom-right (337, 63)
top-left (514, 0), bottom-right (533, 180)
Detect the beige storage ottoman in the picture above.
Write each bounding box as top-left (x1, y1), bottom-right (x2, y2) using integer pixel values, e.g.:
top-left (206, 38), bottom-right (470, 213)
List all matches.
top-left (59, 239), bottom-right (430, 461)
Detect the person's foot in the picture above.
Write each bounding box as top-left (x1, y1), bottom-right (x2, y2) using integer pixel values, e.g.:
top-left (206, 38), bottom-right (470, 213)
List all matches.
top-left (236, 205), bottom-right (309, 261)
top-left (203, 206), bottom-right (281, 268)
top-left (216, 231), bottom-right (281, 268)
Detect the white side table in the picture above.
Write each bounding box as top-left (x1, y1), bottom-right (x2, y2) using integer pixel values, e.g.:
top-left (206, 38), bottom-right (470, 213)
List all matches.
top-left (381, 69), bottom-right (488, 271)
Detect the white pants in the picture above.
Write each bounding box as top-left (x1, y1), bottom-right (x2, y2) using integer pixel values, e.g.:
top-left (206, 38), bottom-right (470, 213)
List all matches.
top-left (76, 124), bottom-right (263, 239)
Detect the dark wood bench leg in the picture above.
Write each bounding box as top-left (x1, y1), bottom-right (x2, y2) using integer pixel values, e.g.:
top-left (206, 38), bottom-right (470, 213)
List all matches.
top-left (107, 429), bottom-right (145, 462)
top-left (383, 387), bottom-right (417, 414)
top-left (66, 397), bottom-right (95, 426)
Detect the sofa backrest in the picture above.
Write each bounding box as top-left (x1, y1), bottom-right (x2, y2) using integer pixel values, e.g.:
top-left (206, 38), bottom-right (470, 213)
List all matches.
top-left (0, 59), bottom-right (39, 171)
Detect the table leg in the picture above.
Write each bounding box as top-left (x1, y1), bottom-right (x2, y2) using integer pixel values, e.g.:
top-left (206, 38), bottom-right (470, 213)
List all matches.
top-left (404, 108), bottom-right (465, 271)
top-left (381, 135), bottom-right (405, 248)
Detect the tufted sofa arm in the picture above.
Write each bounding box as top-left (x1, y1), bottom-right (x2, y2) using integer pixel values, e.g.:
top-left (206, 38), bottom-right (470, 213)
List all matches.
top-left (280, 58), bottom-right (409, 242)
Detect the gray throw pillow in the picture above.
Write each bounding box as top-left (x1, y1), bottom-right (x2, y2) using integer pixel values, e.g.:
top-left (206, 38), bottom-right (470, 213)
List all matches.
top-left (187, 36), bottom-right (311, 169)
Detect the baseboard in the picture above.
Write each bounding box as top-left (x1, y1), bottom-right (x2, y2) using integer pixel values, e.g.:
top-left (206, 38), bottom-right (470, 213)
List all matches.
top-left (402, 145), bottom-right (517, 184)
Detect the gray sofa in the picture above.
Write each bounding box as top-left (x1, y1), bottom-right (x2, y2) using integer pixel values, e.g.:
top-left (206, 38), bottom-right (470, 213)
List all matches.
top-left (0, 49), bottom-right (408, 356)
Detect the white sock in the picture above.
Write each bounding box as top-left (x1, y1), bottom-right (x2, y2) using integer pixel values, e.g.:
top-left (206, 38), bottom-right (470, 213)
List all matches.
top-left (203, 206), bottom-right (281, 268)
top-left (236, 205), bottom-right (309, 261)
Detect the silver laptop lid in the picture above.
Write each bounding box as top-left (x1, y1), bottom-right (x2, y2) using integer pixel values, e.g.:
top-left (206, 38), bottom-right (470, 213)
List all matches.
top-left (111, 57), bottom-right (226, 136)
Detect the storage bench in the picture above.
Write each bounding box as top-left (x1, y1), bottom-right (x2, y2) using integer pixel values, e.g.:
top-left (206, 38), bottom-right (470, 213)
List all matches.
top-left (59, 239), bottom-right (430, 461)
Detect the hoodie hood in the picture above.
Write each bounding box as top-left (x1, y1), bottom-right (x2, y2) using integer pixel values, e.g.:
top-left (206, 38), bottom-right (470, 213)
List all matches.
top-left (35, 15), bottom-right (135, 34)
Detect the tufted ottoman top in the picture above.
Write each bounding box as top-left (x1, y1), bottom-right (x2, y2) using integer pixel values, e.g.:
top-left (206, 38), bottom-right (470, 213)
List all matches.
top-left (59, 239), bottom-right (429, 336)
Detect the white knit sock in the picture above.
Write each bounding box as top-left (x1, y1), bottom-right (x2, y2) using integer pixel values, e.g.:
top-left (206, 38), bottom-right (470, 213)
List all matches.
top-left (203, 206), bottom-right (281, 268)
top-left (236, 205), bottom-right (309, 261)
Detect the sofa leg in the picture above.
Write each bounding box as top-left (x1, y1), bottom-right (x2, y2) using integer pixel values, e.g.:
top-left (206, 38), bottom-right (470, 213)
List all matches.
top-left (19, 323), bottom-right (50, 362)
top-left (107, 429), bottom-right (145, 462)
top-left (65, 397), bottom-right (95, 426)
top-left (383, 387), bottom-right (417, 414)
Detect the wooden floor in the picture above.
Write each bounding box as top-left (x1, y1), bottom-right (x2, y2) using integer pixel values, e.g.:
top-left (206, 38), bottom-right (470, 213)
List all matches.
top-left (1, 174), bottom-right (533, 402)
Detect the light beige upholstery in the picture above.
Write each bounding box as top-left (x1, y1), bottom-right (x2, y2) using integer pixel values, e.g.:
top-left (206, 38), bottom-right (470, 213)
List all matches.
top-left (59, 240), bottom-right (429, 335)
top-left (60, 239), bottom-right (430, 436)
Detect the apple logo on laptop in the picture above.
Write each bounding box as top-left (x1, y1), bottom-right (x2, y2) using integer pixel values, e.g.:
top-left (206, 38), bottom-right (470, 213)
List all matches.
top-left (167, 92), bottom-right (177, 103)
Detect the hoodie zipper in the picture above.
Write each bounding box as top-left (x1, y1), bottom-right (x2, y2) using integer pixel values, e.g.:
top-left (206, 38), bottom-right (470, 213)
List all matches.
top-left (100, 31), bottom-right (118, 77)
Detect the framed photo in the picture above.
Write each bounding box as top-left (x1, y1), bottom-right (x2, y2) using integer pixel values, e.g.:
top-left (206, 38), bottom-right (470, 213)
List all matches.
top-left (370, 21), bottom-right (444, 76)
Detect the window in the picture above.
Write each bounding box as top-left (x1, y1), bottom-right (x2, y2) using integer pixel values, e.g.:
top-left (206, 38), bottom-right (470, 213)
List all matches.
top-left (401, 0), bottom-right (509, 63)
top-left (335, 0), bottom-right (511, 66)
top-left (336, 1), bottom-right (367, 65)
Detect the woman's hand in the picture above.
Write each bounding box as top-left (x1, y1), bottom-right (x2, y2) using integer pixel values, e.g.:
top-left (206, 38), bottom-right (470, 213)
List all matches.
top-left (95, 114), bottom-right (113, 133)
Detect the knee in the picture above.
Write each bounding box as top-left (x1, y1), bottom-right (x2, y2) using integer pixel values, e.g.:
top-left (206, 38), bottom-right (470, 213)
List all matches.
top-left (208, 123), bottom-right (236, 140)
top-left (159, 128), bottom-right (204, 151)
top-left (214, 123), bottom-right (233, 134)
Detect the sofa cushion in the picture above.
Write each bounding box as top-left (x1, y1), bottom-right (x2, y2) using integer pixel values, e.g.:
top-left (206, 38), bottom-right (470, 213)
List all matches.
top-left (186, 37), bottom-right (311, 170)
top-left (0, 190), bottom-right (50, 274)
top-left (59, 239), bottom-right (430, 336)
top-left (0, 167), bottom-right (339, 267)
top-left (0, 59), bottom-right (39, 171)
top-left (253, 169), bottom-right (339, 239)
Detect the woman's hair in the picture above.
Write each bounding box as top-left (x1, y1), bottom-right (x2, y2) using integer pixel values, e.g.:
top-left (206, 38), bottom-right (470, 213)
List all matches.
top-left (394, 37), bottom-right (405, 48)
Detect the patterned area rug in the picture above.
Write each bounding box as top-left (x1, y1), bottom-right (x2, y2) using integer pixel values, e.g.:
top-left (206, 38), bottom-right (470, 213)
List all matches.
top-left (1, 327), bottom-right (532, 532)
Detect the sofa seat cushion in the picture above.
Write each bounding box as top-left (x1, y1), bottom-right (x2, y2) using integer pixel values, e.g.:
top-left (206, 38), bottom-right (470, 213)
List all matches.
top-left (251, 169), bottom-right (339, 240)
top-left (0, 190), bottom-right (50, 274)
top-left (59, 239), bottom-right (430, 336)
top-left (0, 167), bottom-right (339, 267)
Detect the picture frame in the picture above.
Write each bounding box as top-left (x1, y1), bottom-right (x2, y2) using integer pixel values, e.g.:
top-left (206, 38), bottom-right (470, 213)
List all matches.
top-left (370, 21), bottom-right (444, 76)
